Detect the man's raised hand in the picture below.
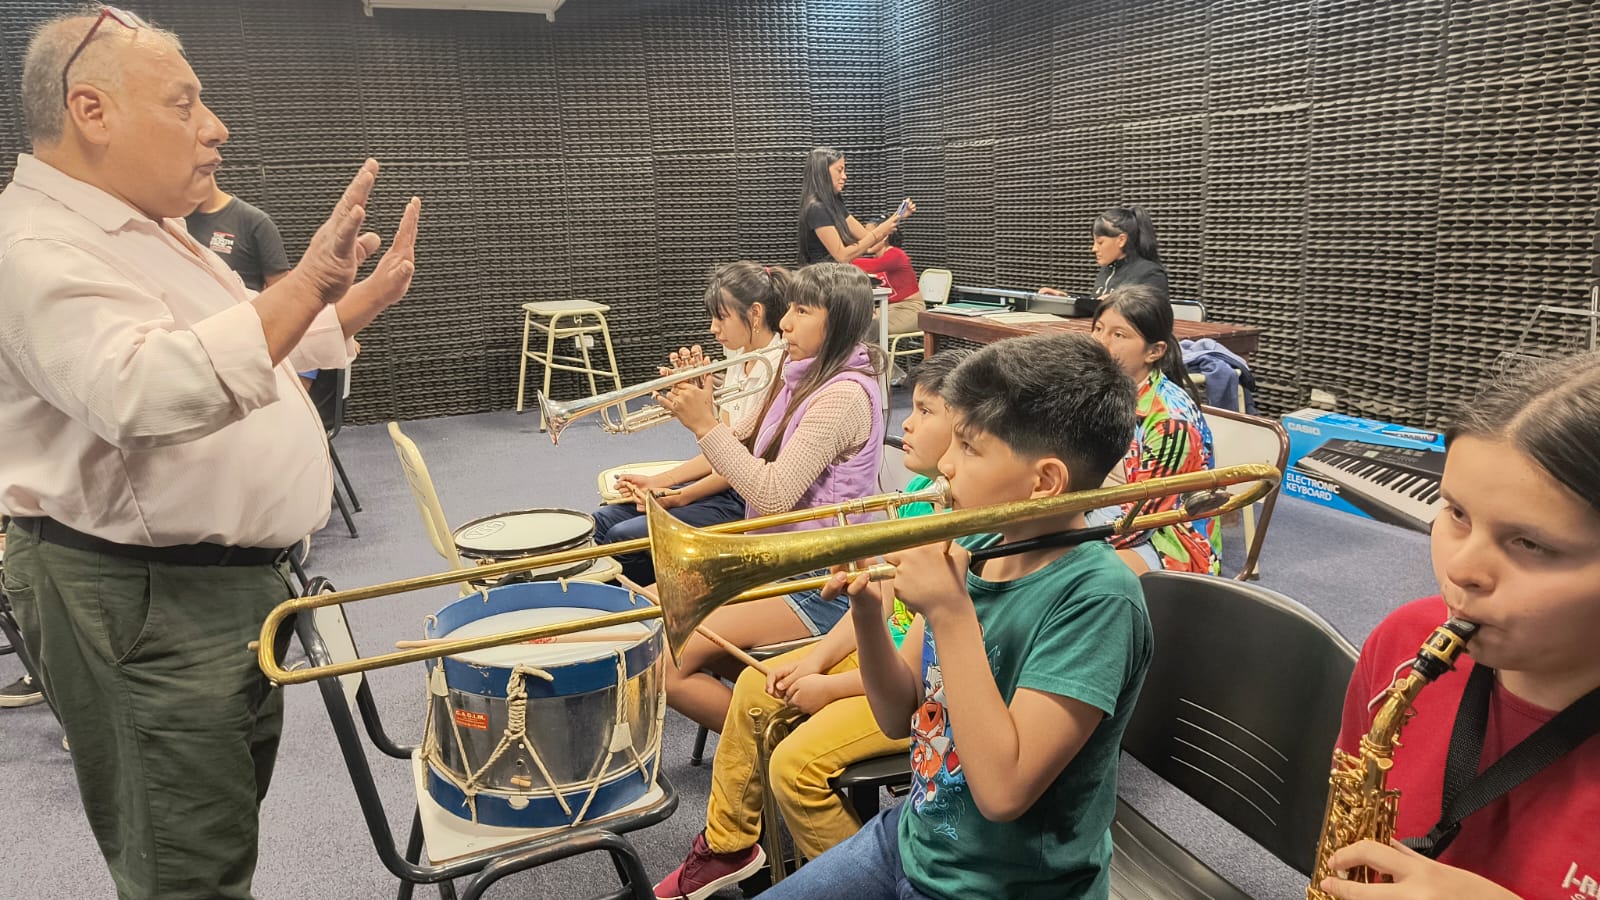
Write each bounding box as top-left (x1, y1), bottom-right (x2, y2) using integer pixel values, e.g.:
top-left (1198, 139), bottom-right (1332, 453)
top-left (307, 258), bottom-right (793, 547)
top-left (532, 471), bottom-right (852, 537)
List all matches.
top-left (297, 159), bottom-right (384, 305)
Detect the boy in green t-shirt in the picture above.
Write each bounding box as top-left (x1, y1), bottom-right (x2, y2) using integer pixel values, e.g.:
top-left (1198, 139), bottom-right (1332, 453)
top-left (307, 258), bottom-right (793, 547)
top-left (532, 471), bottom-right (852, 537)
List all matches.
top-left (763, 332), bottom-right (1154, 900)
top-left (654, 350), bottom-right (972, 900)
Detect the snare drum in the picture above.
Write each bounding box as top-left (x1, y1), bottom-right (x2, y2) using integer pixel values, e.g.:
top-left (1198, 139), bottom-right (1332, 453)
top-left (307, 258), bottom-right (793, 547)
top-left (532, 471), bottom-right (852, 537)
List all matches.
top-left (452, 508), bottom-right (596, 583)
top-left (421, 581), bottom-right (664, 829)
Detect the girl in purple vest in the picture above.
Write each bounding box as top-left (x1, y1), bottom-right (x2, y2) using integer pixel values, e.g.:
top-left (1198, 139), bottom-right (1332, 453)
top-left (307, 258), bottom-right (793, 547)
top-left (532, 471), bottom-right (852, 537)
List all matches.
top-left (654, 262), bottom-right (887, 733)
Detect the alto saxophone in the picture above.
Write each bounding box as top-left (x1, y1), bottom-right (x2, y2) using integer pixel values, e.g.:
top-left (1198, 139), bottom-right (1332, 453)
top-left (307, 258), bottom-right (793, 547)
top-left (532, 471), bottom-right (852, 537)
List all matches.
top-left (1307, 617), bottom-right (1477, 899)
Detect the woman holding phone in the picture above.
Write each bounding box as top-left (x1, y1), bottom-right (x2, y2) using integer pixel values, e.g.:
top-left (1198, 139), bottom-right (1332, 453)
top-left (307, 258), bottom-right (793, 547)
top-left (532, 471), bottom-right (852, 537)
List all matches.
top-left (797, 146), bottom-right (914, 265)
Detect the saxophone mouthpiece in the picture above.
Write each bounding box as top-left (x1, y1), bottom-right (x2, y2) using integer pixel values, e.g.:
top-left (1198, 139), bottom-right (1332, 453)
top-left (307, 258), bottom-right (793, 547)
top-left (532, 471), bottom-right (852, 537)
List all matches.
top-left (1412, 617), bottom-right (1478, 682)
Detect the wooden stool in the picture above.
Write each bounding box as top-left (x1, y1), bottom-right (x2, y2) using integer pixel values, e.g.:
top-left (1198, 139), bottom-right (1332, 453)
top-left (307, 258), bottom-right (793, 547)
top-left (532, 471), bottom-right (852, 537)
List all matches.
top-left (516, 300), bottom-right (623, 427)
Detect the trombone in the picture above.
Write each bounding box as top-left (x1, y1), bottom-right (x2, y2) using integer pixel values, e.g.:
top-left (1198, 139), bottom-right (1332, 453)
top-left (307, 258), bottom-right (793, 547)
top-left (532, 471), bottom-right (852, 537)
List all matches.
top-left (256, 464), bottom-right (1278, 684)
top-left (258, 479), bottom-right (948, 685)
top-left (537, 352), bottom-right (777, 445)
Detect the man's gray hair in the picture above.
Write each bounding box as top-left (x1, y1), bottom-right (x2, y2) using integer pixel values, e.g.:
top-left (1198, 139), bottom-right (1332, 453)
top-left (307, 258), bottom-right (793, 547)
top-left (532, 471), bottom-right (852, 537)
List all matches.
top-left (21, 10), bottom-right (183, 146)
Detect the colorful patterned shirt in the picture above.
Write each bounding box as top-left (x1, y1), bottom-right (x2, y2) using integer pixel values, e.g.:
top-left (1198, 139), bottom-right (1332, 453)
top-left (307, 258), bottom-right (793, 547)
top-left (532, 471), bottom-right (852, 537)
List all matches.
top-left (1113, 371), bottom-right (1220, 574)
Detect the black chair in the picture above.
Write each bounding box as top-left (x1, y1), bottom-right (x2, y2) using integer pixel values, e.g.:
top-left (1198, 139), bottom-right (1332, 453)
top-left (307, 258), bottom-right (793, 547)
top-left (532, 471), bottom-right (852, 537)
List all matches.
top-left (309, 368), bottom-right (360, 538)
top-left (1109, 571), bottom-right (1358, 897)
top-left (293, 578), bottom-right (676, 900)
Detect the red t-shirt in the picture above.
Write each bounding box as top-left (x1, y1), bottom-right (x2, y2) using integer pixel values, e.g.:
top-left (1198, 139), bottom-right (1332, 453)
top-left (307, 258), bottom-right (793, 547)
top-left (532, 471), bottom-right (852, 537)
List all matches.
top-left (1337, 597), bottom-right (1600, 897)
top-left (851, 247), bottom-right (919, 303)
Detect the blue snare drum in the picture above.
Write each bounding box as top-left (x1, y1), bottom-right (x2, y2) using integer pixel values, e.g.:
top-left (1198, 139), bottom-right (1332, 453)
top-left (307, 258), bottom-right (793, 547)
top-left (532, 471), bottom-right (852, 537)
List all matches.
top-left (420, 581), bottom-right (664, 829)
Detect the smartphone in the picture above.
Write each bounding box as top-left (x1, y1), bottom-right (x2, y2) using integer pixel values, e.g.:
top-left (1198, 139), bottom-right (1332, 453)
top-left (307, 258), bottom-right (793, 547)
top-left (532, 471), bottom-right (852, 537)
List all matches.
top-left (896, 197), bottom-right (912, 218)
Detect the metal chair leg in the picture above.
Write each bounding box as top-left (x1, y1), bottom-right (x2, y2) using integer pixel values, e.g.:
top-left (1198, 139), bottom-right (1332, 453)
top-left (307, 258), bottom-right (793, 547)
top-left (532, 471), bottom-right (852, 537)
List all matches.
top-left (330, 444), bottom-right (361, 512)
top-left (690, 725), bottom-right (709, 766)
top-left (516, 310), bottom-right (534, 413)
top-left (333, 484), bottom-right (359, 538)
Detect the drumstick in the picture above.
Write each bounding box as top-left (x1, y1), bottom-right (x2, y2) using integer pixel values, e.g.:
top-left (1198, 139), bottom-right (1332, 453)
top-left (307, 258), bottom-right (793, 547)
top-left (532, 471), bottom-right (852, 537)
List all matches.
top-left (613, 574), bottom-right (772, 676)
top-left (606, 482), bottom-right (681, 505)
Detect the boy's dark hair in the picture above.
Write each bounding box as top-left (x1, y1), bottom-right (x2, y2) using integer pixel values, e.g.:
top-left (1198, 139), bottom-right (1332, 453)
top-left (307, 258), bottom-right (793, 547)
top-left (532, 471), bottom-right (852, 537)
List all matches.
top-left (1093, 284), bottom-right (1202, 405)
top-left (1093, 205), bottom-right (1162, 263)
top-left (703, 262), bottom-right (789, 335)
top-left (905, 348), bottom-right (972, 396)
top-left (942, 333), bottom-right (1137, 490)
top-left (1446, 353), bottom-right (1600, 514)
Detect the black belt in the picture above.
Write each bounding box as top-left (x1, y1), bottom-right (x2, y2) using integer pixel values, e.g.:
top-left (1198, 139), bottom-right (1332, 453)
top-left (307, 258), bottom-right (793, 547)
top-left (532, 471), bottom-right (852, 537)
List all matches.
top-left (9, 517), bottom-right (291, 567)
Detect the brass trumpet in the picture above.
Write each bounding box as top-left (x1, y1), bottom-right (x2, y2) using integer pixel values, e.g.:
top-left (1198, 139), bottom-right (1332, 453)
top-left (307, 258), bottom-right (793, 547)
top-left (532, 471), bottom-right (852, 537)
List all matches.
top-left (537, 352), bottom-right (777, 444)
top-left (255, 465), bottom-right (1278, 684)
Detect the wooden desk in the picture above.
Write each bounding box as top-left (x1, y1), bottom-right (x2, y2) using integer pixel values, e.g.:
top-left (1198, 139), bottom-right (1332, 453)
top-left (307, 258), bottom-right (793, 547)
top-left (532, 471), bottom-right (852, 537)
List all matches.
top-left (920, 311), bottom-right (1263, 362)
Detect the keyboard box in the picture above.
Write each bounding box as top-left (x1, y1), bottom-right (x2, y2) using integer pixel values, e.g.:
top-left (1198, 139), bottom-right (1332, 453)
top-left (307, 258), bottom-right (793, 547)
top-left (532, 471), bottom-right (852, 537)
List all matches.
top-left (1281, 408), bottom-right (1446, 533)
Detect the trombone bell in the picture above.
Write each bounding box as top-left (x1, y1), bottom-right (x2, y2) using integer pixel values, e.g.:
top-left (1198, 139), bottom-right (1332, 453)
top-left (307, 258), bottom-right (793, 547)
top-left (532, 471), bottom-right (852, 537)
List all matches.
top-left (646, 464), bottom-right (1281, 664)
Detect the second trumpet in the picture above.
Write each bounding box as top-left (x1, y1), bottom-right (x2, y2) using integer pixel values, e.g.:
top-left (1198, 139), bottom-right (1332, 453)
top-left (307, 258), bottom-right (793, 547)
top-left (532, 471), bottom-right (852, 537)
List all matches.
top-left (537, 353), bottom-right (775, 445)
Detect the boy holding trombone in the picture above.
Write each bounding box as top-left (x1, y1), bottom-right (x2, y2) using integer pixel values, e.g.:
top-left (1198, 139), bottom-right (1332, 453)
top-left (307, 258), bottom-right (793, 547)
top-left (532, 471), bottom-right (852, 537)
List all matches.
top-left (765, 333), bottom-right (1155, 899)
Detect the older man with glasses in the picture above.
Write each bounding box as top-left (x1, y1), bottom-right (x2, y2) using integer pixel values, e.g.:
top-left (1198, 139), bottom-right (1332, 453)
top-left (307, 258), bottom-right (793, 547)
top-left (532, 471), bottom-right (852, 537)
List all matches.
top-left (0, 8), bottom-right (422, 898)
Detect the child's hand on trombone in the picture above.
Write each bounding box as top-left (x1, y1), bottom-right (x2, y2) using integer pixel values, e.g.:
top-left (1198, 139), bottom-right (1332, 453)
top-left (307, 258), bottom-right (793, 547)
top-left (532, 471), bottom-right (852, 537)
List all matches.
top-left (821, 560), bottom-right (886, 613)
top-left (883, 541), bottom-right (972, 625)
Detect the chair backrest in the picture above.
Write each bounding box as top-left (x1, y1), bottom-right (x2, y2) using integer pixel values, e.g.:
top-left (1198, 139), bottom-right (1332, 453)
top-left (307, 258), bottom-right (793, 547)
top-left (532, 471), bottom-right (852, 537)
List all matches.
top-left (1201, 405), bottom-right (1289, 579)
top-left (918, 268), bottom-right (953, 307)
top-left (1124, 571), bottom-right (1357, 876)
top-left (387, 422), bottom-right (465, 570)
top-left (1171, 299), bottom-right (1207, 322)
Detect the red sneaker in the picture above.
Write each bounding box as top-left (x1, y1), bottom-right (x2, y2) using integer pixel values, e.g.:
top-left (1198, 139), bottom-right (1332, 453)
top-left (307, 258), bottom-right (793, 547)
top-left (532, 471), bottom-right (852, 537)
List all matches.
top-left (653, 833), bottom-right (766, 900)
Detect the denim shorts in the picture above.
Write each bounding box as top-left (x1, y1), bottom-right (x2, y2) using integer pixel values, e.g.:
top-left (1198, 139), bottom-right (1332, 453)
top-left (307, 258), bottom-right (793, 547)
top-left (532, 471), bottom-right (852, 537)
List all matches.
top-left (781, 569), bottom-right (850, 636)
top-left (1087, 505), bottom-right (1163, 571)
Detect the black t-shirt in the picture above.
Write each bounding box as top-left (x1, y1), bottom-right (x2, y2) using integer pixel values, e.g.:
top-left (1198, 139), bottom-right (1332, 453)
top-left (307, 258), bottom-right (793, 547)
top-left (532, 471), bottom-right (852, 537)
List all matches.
top-left (185, 196), bottom-right (291, 292)
top-left (1093, 254), bottom-right (1169, 299)
top-left (801, 199), bottom-right (845, 265)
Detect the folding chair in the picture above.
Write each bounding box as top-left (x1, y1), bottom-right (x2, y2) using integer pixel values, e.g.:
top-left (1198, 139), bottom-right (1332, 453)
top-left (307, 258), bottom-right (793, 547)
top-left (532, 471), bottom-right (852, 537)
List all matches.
top-left (1110, 571), bottom-right (1358, 896)
top-left (292, 577), bottom-right (676, 900)
top-left (886, 268), bottom-right (952, 365)
top-left (387, 423), bottom-right (620, 595)
top-left (1201, 405), bottom-right (1290, 580)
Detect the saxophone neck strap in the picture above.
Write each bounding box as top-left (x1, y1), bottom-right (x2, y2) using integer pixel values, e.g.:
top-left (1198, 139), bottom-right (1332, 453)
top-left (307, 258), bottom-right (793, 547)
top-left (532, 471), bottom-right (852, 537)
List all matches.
top-left (1404, 663), bottom-right (1600, 858)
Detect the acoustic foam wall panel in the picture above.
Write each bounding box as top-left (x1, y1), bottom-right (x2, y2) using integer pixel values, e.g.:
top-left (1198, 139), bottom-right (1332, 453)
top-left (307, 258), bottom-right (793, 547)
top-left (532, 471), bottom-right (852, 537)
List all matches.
top-left (2, 0), bottom-right (1593, 429)
top-left (1049, 0), bottom-right (1125, 131)
top-left (993, 134), bottom-right (1074, 292)
top-left (727, 1), bottom-right (812, 152)
top-left (238, 0), bottom-right (370, 166)
top-left (458, 14), bottom-right (563, 159)
top-left (354, 10), bottom-right (469, 162)
top-left (642, 3), bottom-right (736, 154)
top-left (1119, 114), bottom-right (1207, 303)
top-left (1202, 106), bottom-right (1308, 413)
top-left (1301, 91), bottom-right (1444, 424)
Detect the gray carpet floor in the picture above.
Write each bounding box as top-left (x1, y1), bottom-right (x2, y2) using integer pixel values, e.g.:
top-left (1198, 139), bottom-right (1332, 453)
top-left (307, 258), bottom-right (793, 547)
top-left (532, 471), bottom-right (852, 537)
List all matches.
top-left (0, 389), bottom-right (1439, 899)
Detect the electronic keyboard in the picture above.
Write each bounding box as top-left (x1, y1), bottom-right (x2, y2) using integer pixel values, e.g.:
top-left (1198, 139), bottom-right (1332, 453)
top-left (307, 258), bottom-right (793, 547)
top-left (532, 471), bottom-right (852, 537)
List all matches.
top-left (1292, 438), bottom-right (1445, 532)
